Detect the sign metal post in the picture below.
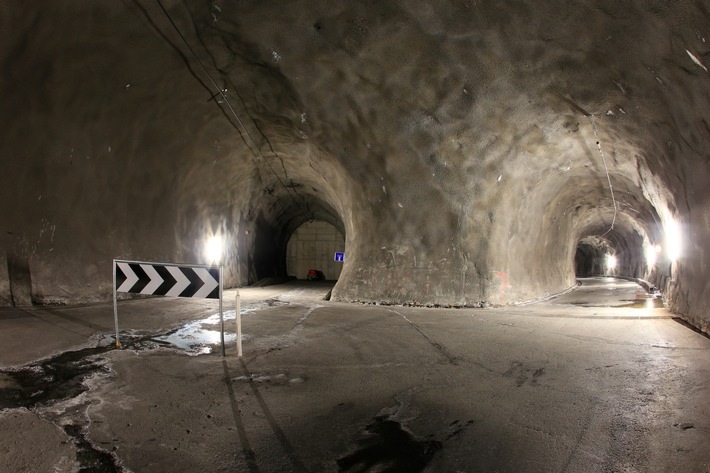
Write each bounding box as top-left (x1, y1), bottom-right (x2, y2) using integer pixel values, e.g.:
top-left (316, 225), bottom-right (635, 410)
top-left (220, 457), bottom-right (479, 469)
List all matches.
top-left (236, 289), bottom-right (242, 357)
top-left (113, 259), bottom-right (121, 347)
top-left (219, 265), bottom-right (225, 357)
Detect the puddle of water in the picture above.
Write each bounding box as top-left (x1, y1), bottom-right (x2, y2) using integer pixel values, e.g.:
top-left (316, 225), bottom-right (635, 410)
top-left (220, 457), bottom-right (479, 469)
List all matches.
top-left (569, 295), bottom-right (664, 309)
top-left (620, 296), bottom-right (664, 309)
top-left (0, 305), bottom-right (270, 410)
top-left (337, 416), bottom-right (441, 472)
top-left (0, 325), bottom-right (222, 411)
top-left (0, 305), bottom-right (276, 469)
top-left (152, 308), bottom-right (258, 355)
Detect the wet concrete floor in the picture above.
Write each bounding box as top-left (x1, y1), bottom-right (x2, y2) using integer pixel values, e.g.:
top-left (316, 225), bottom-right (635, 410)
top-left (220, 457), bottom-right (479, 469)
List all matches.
top-left (549, 277), bottom-right (664, 309)
top-left (0, 277), bottom-right (709, 472)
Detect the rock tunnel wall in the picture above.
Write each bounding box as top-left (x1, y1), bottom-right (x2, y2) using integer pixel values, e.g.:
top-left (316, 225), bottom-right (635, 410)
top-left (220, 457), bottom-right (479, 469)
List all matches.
top-left (1, 1), bottom-right (709, 332)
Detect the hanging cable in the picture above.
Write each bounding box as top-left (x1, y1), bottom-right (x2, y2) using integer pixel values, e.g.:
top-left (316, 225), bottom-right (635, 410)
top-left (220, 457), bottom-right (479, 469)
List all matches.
top-left (155, 0), bottom-right (311, 218)
top-left (588, 114), bottom-right (617, 237)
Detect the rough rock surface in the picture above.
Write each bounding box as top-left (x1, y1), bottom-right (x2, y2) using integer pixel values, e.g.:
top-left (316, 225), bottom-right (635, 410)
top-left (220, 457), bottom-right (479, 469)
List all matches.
top-left (1, 282), bottom-right (709, 472)
top-left (1, 1), bottom-right (709, 332)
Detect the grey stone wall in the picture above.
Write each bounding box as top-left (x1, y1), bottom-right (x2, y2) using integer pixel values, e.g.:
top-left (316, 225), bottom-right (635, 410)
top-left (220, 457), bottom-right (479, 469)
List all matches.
top-left (286, 221), bottom-right (345, 281)
top-left (0, 1), bottom-right (708, 335)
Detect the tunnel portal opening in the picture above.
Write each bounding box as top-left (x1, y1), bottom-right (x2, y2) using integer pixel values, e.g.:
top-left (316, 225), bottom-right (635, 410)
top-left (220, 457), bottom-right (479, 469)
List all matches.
top-left (573, 222), bottom-right (649, 281)
top-left (574, 237), bottom-right (611, 277)
top-left (251, 194), bottom-right (346, 285)
top-left (286, 220), bottom-right (345, 281)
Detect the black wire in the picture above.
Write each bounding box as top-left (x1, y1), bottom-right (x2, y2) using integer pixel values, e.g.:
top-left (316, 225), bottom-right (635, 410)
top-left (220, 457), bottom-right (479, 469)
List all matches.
top-left (155, 0), bottom-right (308, 215)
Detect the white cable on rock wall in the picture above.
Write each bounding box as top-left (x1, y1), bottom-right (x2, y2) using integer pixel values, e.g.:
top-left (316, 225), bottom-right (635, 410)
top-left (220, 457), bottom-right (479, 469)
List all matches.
top-left (556, 94), bottom-right (618, 238)
top-left (588, 115), bottom-right (617, 237)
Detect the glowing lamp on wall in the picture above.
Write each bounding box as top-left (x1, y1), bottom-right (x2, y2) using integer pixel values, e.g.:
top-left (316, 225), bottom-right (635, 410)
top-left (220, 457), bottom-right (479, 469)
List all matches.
top-left (665, 219), bottom-right (682, 262)
top-left (205, 235), bottom-right (223, 264)
top-left (645, 244), bottom-right (660, 266)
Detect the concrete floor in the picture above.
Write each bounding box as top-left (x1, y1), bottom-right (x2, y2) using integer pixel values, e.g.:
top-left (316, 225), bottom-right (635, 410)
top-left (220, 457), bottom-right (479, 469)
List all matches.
top-left (1, 278), bottom-right (709, 472)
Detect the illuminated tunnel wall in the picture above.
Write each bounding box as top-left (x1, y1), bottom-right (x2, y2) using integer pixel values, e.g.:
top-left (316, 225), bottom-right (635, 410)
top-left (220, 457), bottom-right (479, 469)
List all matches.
top-left (1, 1), bottom-right (709, 334)
top-left (286, 221), bottom-right (346, 281)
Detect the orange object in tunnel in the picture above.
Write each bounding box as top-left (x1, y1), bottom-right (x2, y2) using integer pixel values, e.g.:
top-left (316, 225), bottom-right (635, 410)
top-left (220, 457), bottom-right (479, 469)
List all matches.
top-left (307, 269), bottom-right (324, 280)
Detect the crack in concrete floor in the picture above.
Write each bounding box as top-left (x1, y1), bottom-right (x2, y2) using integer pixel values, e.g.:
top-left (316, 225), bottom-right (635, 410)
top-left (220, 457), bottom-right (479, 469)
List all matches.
top-left (1, 279), bottom-right (709, 472)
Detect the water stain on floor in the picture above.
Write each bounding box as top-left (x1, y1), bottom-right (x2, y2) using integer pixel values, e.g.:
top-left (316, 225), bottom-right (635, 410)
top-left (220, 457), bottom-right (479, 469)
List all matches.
top-left (337, 416), bottom-right (442, 473)
top-left (0, 342), bottom-right (134, 472)
top-left (620, 296), bottom-right (664, 309)
top-left (64, 423), bottom-right (124, 473)
top-left (0, 345), bottom-right (112, 410)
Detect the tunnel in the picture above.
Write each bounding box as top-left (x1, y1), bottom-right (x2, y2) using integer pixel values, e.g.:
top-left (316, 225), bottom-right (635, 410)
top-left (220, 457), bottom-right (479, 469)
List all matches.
top-left (1, 0), bottom-right (709, 335)
top-left (251, 194), bottom-right (345, 283)
top-left (574, 237), bottom-right (612, 278)
top-left (286, 220), bottom-right (345, 281)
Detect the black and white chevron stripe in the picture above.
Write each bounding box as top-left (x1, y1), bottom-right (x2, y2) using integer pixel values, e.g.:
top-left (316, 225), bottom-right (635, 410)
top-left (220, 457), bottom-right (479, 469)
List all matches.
top-left (115, 261), bottom-right (220, 299)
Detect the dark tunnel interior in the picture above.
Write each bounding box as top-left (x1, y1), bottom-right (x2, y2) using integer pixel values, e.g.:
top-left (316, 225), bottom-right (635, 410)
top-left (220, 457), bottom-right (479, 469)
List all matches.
top-left (574, 238), bottom-right (610, 277)
top-left (0, 0), bottom-right (709, 335)
top-left (252, 195), bottom-right (345, 282)
top-left (3, 3), bottom-right (710, 472)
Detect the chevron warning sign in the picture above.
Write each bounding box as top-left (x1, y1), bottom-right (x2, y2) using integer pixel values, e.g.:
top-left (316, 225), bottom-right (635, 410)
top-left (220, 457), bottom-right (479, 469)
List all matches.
top-left (112, 259), bottom-right (225, 353)
top-left (114, 261), bottom-right (220, 299)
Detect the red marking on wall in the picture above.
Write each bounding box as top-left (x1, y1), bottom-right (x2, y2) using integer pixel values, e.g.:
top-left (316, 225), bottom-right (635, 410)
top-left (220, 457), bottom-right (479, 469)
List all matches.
top-left (495, 272), bottom-right (511, 305)
top-left (401, 272), bottom-right (410, 294)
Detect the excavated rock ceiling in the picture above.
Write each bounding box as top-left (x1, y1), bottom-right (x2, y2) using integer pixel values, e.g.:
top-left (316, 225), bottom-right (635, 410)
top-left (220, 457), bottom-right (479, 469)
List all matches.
top-left (1, 1), bottom-right (709, 332)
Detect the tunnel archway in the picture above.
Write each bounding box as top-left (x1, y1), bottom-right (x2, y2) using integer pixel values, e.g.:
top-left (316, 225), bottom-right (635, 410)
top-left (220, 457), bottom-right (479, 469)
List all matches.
top-left (286, 220), bottom-right (345, 280)
top-left (251, 194), bottom-right (346, 284)
top-left (572, 218), bottom-right (650, 280)
top-left (574, 236), bottom-right (611, 277)
top-left (496, 161), bottom-right (666, 303)
top-left (4, 0), bottom-right (710, 334)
